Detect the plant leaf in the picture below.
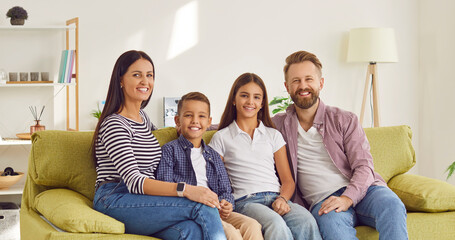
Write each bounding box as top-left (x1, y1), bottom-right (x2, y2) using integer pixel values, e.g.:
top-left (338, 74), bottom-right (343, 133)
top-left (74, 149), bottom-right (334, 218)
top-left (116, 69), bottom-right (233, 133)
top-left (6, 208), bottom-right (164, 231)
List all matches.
top-left (269, 97), bottom-right (286, 105)
top-left (446, 161), bottom-right (455, 179)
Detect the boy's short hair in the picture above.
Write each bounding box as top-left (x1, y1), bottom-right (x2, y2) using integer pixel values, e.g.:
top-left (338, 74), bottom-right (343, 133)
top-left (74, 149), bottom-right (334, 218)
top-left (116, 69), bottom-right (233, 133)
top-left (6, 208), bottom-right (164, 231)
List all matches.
top-left (177, 92), bottom-right (211, 115)
top-left (283, 51), bottom-right (323, 81)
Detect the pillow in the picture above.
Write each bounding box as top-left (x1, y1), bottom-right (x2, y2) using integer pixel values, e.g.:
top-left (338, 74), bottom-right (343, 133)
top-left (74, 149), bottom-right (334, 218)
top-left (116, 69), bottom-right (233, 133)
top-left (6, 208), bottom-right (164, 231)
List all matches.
top-left (152, 127), bottom-right (178, 146)
top-left (34, 188), bottom-right (124, 233)
top-left (364, 125), bottom-right (416, 182)
top-left (30, 130), bottom-right (97, 200)
top-left (388, 174), bottom-right (455, 212)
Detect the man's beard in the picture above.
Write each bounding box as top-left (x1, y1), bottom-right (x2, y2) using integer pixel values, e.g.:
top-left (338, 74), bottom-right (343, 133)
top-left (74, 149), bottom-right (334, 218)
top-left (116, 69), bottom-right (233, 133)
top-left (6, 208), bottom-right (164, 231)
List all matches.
top-left (290, 88), bottom-right (319, 109)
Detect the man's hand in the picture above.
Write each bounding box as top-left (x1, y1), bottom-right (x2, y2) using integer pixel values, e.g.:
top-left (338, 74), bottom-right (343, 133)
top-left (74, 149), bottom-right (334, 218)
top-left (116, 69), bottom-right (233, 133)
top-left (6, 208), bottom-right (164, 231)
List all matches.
top-left (219, 199), bottom-right (233, 220)
top-left (318, 195), bottom-right (353, 216)
top-left (272, 196), bottom-right (291, 216)
top-left (184, 185), bottom-right (221, 209)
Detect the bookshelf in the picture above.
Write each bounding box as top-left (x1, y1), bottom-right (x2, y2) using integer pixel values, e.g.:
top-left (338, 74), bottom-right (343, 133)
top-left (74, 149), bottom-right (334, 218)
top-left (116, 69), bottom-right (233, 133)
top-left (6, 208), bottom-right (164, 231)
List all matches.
top-left (0, 18), bottom-right (79, 197)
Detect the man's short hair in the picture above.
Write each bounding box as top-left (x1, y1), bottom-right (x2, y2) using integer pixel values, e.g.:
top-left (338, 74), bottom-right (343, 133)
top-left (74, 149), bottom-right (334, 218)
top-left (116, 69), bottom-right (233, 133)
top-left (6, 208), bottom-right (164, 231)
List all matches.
top-left (283, 51), bottom-right (323, 80)
top-left (177, 92), bottom-right (211, 115)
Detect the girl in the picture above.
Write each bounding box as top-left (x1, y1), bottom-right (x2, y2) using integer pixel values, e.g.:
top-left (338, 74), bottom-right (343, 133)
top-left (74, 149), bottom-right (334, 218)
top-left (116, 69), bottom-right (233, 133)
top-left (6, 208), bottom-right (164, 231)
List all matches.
top-left (92, 50), bottom-right (226, 240)
top-left (209, 73), bottom-right (321, 240)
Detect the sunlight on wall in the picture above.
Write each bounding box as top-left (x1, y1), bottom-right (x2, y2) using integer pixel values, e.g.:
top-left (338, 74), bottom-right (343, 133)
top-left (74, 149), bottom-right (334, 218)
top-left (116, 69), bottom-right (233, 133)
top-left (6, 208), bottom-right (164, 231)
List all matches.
top-left (166, 1), bottom-right (199, 60)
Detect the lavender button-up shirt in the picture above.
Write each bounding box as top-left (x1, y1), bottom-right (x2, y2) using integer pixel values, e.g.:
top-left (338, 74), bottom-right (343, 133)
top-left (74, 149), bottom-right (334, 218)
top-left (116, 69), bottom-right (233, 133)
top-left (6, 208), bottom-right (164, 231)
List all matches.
top-left (272, 100), bottom-right (386, 207)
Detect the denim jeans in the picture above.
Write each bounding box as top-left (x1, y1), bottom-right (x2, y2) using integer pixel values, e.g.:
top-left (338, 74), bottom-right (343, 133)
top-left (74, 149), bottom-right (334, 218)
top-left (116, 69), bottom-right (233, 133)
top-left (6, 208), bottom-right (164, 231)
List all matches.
top-left (311, 186), bottom-right (408, 240)
top-left (93, 181), bottom-right (226, 240)
top-left (235, 191), bottom-right (321, 240)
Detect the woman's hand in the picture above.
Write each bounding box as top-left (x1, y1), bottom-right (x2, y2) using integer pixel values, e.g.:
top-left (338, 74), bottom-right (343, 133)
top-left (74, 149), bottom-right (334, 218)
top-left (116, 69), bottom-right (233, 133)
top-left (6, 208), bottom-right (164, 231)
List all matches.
top-left (184, 185), bottom-right (221, 209)
top-left (272, 196), bottom-right (291, 216)
top-left (219, 199), bottom-right (233, 220)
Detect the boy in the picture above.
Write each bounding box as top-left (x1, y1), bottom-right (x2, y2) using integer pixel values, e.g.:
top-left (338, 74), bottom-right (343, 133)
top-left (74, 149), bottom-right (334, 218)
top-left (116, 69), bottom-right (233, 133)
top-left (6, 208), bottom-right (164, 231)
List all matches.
top-left (156, 92), bottom-right (263, 240)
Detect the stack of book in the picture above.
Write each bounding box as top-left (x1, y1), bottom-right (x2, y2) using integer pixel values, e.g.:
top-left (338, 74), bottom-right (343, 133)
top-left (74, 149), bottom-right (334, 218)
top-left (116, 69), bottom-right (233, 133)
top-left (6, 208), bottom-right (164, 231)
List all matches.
top-left (57, 50), bottom-right (75, 83)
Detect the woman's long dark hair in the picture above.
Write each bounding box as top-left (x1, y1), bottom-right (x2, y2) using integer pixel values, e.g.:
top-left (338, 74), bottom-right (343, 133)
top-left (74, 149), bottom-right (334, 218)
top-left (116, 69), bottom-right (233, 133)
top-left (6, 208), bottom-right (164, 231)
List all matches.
top-left (91, 50), bottom-right (155, 165)
top-left (218, 73), bottom-right (275, 130)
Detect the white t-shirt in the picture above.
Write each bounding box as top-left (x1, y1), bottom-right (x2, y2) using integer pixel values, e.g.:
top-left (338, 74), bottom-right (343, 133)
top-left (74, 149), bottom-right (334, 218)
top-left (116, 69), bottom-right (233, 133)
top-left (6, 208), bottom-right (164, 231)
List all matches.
top-left (191, 147), bottom-right (208, 188)
top-left (209, 121), bottom-right (286, 199)
top-left (296, 125), bottom-right (349, 209)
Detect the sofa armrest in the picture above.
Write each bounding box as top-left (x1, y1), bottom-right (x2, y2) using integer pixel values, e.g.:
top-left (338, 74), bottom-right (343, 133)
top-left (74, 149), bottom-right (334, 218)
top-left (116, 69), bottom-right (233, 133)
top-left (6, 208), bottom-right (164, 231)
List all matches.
top-left (34, 188), bottom-right (124, 233)
top-left (388, 174), bottom-right (455, 212)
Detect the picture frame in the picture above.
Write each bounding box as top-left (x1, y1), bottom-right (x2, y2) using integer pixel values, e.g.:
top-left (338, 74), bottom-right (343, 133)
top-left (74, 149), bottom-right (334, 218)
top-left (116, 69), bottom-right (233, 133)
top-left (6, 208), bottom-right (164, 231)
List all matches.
top-left (163, 97), bottom-right (180, 127)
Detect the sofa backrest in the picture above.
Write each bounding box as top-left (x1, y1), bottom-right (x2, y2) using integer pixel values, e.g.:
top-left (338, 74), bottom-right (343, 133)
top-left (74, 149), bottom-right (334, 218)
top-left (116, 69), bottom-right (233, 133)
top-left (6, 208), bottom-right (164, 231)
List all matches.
top-left (364, 125), bottom-right (416, 182)
top-left (26, 128), bottom-right (211, 202)
top-left (26, 125), bottom-right (415, 205)
top-left (29, 130), bottom-right (96, 201)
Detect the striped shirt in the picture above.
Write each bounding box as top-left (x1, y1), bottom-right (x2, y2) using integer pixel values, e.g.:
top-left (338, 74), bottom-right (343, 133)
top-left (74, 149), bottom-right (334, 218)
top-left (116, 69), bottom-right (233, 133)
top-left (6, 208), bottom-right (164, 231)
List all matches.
top-left (95, 110), bottom-right (161, 194)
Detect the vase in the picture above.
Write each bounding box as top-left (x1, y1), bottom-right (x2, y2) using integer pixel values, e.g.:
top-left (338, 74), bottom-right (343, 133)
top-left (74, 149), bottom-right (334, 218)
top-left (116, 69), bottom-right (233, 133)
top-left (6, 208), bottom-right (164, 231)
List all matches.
top-left (30, 120), bottom-right (45, 135)
top-left (10, 18), bottom-right (25, 26)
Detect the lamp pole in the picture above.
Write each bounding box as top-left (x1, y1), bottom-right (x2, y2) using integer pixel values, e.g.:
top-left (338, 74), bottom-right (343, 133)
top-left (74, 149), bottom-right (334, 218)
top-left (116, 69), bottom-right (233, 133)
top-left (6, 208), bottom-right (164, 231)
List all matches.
top-left (359, 62), bottom-right (380, 127)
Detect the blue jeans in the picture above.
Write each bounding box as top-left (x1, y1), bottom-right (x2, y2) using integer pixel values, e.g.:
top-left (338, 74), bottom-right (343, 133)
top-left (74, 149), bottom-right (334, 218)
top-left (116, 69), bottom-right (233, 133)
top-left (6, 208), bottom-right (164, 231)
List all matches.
top-left (93, 182), bottom-right (226, 240)
top-left (311, 186), bottom-right (408, 240)
top-left (235, 191), bottom-right (321, 240)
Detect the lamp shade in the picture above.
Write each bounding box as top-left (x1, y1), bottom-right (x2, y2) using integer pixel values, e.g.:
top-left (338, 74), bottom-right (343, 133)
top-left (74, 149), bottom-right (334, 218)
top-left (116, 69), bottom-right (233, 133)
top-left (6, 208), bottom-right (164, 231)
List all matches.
top-left (347, 28), bottom-right (398, 63)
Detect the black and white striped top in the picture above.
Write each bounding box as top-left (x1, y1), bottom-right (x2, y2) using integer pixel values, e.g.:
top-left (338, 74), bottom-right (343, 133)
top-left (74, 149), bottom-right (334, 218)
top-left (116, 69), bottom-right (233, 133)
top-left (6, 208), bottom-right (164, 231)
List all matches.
top-left (95, 110), bottom-right (161, 194)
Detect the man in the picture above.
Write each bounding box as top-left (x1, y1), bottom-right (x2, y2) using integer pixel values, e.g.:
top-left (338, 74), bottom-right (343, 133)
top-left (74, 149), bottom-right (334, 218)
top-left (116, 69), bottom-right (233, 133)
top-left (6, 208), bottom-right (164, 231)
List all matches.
top-left (272, 50), bottom-right (408, 240)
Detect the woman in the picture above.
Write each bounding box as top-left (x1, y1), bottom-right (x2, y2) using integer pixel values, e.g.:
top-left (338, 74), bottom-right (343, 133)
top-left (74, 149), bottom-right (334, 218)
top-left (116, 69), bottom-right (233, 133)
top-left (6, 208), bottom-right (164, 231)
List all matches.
top-left (92, 50), bottom-right (226, 240)
top-left (209, 73), bottom-right (321, 240)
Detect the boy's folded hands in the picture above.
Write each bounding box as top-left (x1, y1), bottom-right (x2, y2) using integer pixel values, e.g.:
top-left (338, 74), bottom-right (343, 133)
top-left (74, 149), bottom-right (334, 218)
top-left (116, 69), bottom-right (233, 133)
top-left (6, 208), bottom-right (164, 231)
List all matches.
top-left (219, 199), bottom-right (233, 220)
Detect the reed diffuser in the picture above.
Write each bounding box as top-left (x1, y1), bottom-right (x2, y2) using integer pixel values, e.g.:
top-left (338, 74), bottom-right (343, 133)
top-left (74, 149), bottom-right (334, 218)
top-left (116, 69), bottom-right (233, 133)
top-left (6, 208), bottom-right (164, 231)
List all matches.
top-left (29, 106), bottom-right (45, 135)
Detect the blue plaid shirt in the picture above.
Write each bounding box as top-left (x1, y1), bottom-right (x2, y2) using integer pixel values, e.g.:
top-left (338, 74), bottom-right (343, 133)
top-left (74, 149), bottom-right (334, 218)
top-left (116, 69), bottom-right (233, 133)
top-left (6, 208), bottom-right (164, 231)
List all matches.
top-left (156, 135), bottom-right (234, 206)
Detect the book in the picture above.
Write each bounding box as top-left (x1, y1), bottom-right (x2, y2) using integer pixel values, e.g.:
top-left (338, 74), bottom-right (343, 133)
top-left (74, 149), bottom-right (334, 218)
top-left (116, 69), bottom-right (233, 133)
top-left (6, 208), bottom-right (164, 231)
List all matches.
top-left (57, 50), bottom-right (68, 83)
top-left (66, 50), bottom-right (75, 83)
top-left (64, 50), bottom-right (71, 83)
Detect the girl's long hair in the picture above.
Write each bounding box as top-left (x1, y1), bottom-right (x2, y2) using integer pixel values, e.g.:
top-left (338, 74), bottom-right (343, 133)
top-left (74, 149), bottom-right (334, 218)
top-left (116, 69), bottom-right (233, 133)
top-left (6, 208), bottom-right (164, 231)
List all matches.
top-left (218, 73), bottom-right (275, 130)
top-left (91, 50), bottom-right (155, 165)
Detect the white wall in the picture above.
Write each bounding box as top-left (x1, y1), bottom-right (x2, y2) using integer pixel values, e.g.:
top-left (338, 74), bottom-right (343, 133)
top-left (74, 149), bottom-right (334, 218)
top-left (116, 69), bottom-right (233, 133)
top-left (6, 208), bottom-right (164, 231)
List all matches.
top-left (419, 0), bottom-right (455, 184)
top-left (0, 1), bottom-right (431, 178)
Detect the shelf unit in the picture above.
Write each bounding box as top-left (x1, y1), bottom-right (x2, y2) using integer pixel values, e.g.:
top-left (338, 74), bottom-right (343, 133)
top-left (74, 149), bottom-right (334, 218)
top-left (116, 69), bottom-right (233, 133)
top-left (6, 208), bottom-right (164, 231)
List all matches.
top-left (0, 18), bottom-right (79, 196)
top-left (0, 18), bottom-right (79, 131)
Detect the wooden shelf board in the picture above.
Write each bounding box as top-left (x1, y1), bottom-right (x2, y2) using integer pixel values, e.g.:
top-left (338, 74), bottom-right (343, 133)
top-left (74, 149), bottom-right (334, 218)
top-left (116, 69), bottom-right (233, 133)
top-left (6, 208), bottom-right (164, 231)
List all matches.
top-left (0, 183), bottom-right (24, 195)
top-left (6, 81), bottom-right (53, 84)
top-left (0, 25), bottom-right (75, 30)
top-left (0, 82), bottom-right (76, 88)
top-left (0, 139), bottom-right (32, 146)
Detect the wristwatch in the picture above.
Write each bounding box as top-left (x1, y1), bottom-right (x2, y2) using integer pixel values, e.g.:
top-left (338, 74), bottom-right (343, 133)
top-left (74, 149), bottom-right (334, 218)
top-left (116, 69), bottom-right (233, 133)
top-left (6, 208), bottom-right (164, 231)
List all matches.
top-left (177, 182), bottom-right (186, 197)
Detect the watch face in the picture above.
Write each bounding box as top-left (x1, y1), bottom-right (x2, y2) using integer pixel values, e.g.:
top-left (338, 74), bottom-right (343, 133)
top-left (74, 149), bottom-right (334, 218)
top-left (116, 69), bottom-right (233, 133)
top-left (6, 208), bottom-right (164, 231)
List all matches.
top-left (177, 182), bottom-right (185, 191)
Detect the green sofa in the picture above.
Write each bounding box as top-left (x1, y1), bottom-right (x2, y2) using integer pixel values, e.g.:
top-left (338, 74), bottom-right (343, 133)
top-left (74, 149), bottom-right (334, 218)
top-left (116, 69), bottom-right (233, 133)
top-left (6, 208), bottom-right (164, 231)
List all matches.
top-left (20, 125), bottom-right (455, 239)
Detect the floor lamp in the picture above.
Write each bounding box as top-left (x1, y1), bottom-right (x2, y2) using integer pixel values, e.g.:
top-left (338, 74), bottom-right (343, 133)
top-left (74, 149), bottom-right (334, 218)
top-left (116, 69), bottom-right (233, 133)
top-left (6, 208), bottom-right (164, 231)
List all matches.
top-left (347, 28), bottom-right (398, 127)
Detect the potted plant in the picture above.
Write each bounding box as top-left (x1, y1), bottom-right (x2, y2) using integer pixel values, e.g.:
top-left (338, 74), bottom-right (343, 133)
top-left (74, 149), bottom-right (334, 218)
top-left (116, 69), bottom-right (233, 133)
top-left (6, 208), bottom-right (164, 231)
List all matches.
top-left (6, 6), bottom-right (28, 26)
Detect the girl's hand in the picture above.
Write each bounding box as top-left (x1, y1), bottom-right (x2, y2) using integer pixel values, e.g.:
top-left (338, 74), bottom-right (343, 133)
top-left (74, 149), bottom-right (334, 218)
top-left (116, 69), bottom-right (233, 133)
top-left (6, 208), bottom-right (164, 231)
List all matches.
top-left (272, 197), bottom-right (290, 216)
top-left (184, 185), bottom-right (221, 209)
top-left (219, 199), bottom-right (232, 220)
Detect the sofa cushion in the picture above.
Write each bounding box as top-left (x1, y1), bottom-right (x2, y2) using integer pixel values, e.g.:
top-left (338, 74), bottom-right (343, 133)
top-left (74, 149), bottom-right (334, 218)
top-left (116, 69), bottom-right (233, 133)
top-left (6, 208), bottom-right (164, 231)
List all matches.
top-left (152, 127), bottom-right (178, 146)
top-left (388, 174), bottom-right (455, 212)
top-left (364, 125), bottom-right (416, 182)
top-left (30, 130), bottom-right (97, 200)
top-left (34, 188), bottom-right (124, 233)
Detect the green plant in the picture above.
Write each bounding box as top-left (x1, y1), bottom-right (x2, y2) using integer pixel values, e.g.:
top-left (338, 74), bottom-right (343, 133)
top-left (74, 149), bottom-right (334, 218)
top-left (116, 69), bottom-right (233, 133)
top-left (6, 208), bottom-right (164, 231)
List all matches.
top-left (446, 161), bottom-right (455, 179)
top-left (269, 96), bottom-right (293, 114)
top-left (91, 110), bottom-right (101, 119)
top-left (6, 6), bottom-right (28, 20)
top-left (91, 104), bottom-right (102, 119)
